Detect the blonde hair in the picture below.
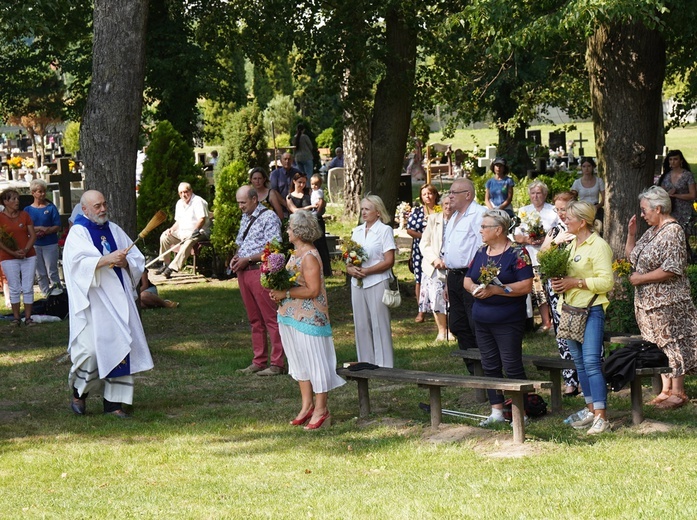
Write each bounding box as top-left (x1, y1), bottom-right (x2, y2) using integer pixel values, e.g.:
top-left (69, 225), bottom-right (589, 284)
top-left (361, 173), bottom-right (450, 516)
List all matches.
top-left (566, 200), bottom-right (596, 228)
top-left (362, 194), bottom-right (391, 224)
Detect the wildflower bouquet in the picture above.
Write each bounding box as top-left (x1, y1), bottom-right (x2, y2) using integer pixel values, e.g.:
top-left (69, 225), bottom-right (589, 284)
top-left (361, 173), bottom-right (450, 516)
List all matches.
top-left (259, 239), bottom-right (295, 290)
top-left (472, 260), bottom-right (504, 296)
top-left (537, 244), bottom-right (571, 283)
top-left (518, 208), bottom-right (545, 241)
top-left (612, 258), bottom-right (632, 278)
top-left (0, 225), bottom-right (18, 250)
top-left (342, 238), bottom-right (369, 287)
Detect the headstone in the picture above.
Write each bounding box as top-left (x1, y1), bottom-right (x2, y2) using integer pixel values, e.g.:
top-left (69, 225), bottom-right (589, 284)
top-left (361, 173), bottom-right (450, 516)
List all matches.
top-left (477, 145), bottom-right (497, 169)
top-left (549, 131), bottom-right (566, 152)
top-left (573, 133), bottom-right (589, 157)
top-left (49, 157), bottom-right (83, 217)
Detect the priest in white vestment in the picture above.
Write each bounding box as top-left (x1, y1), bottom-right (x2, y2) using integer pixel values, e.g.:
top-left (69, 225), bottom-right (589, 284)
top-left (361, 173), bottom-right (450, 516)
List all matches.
top-left (64, 190), bottom-right (154, 418)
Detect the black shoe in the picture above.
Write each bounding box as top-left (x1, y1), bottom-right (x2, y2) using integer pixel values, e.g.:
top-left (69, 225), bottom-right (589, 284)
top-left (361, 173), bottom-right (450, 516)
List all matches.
top-left (71, 398), bottom-right (86, 415)
top-left (155, 264), bottom-right (168, 275)
top-left (163, 267), bottom-right (173, 279)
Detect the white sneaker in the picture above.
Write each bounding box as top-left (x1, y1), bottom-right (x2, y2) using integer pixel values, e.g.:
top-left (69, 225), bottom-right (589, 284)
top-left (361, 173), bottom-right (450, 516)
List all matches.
top-left (479, 414), bottom-right (506, 427)
top-left (587, 415), bottom-right (611, 435)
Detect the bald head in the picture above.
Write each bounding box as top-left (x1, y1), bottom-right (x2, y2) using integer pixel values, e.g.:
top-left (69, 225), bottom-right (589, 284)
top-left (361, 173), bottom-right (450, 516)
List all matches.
top-left (448, 178), bottom-right (475, 212)
top-left (81, 190), bottom-right (108, 224)
top-left (236, 185), bottom-right (259, 215)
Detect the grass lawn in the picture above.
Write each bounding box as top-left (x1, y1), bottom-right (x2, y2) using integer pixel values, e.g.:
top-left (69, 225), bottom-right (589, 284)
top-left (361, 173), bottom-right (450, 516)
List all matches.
top-left (2, 241), bottom-right (697, 518)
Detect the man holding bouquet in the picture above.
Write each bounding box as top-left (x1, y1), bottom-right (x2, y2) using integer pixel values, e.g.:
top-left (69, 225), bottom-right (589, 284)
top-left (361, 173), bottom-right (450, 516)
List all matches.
top-left (232, 186), bottom-right (285, 376)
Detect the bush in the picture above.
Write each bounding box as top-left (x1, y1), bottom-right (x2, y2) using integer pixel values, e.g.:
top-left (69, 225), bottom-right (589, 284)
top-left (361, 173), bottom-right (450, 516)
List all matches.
top-left (221, 101), bottom-right (267, 170)
top-left (316, 127), bottom-right (334, 150)
top-left (210, 160), bottom-right (250, 258)
top-left (63, 122), bottom-right (80, 155)
top-left (263, 94), bottom-right (297, 137)
top-left (137, 120), bottom-right (209, 253)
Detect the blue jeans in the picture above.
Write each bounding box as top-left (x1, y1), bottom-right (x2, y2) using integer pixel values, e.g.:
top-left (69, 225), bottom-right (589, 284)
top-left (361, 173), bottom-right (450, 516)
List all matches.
top-left (566, 305), bottom-right (607, 410)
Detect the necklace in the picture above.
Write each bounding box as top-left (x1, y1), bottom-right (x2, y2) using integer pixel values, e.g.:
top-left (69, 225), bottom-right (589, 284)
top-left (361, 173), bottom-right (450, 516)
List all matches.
top-left (487, 240), bottom-right (510, 257)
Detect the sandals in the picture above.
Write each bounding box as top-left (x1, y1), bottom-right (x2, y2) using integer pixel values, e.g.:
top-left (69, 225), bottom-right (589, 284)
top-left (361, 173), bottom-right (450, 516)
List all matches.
top-left (647, 392), bottom-right (671, 406)
top-left (24, 317), bottom-right (35, 327)
top-left (655, 392), bottom-right (688, 410)
top-left (11, 319), bottom-right (21, 327)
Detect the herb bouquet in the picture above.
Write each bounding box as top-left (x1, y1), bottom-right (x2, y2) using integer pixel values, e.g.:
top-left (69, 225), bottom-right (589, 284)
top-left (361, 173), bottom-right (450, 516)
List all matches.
top-left (537, 244), bottom-right (571, 283)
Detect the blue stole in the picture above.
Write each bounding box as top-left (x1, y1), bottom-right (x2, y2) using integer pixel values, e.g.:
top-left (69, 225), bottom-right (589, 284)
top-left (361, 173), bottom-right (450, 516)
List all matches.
top-left (74, 214), bottom-right (130, 377)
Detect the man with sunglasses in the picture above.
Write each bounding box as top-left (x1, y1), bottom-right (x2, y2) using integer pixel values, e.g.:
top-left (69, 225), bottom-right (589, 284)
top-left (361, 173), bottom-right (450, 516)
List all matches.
top-left (442, 178), bottom-right (486, 371)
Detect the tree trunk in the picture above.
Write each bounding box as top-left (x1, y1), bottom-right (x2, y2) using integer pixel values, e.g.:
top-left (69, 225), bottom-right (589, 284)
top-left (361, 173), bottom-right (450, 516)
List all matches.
top-left (342, 108), bottom-right (369, 220)
top-left (367, 7), bottom-right (417, 220)
top-left (80, 0), bottom-right (149, 237)
top-left (586, 22), bottom-right (666, 257)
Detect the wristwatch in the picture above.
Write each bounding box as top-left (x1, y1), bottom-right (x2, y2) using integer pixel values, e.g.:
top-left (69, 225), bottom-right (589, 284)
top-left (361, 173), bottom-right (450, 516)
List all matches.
top-left (577, 279), bottom-right (584, 288)
top-left (286, 289), bottom-right (291, 299)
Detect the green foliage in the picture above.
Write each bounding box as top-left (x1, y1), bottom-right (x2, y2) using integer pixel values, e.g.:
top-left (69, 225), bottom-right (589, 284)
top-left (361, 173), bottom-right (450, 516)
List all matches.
top-left (210, 160), bottom-right (249, 257)
top-left (137, 120), bottom-right (209, 253)
top-left (537, 245), bottom-right (571, 282)
top-left (62, 121), bottom-right (80, 154)
top-left (200, 99), bottom-right (236, 145)
top-left (512, 171), bottom-right (577, 209)
top-left (263, 94), bottom-right (297, 137)
top-left (221, 101), bottom-right (267, 170)
top-left (316, 127), bottom-right (334, 149)
top-left (268, 132), bottom-right (290, 150)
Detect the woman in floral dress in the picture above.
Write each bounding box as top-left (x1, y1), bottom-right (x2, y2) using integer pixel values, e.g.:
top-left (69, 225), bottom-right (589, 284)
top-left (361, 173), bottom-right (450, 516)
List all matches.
top-left (626, 186), bottom-right (697, 410)
top-left (657, 149), bottom-right (695, 232)
top-left (406, 184), bottom-right (440, 322)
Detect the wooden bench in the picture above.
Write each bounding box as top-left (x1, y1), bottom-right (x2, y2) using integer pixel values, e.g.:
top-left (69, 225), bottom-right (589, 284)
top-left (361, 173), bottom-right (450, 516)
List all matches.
top-left (337, 367), bottom-right (551, 443)
top-left (451, 349), bottom-right (671, 425)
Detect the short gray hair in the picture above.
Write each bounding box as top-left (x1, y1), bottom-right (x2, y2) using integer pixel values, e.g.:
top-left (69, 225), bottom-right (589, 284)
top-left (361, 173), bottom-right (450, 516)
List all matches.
top-left (639, 186), bottom-right (672, 215)
top-left (289, 210), bottom-right (321, 242)
top-left (30, 178), bottom-right (48, 192)
top-left (528, 179), bottom-right (549, 197)
top-left (483, 209), bottom-right (512, 233)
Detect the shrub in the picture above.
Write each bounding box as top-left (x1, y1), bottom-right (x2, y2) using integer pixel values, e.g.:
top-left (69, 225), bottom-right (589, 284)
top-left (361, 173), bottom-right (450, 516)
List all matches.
top-left (137, 120), bottom-right (209, 253)
top-left (63, 122), bottom-right (80, 155)
top-left (221, 101), bottom-right (267, 170)
top-left (316, 127), bottom-right (334, 150)
top-left (263, 94), bottom-right (297, 137)
top-left (210, 160), bottom-right (249, 258)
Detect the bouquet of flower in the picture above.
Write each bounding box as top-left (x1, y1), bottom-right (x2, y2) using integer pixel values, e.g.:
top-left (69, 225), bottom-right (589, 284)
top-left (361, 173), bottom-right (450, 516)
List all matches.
top-left (395, 201), bottom-right (412, 219)
top-left (22, 157), bottom-right (34, 169)
top-left (472, 260), bottom-right (504, 296)
top-left (342, 238), bottom-right (369, 287)
top-left (518, 208), bottom-right (545, 241)
top-left (612, 258), bottom-right (632, 278)
top-left (7, 156), bottom-right (23, 169)
top-left (37, 165), bottom-right (50, 175)
top-left (537, 244), bottom-right (571, 283)
top-left (259, 239), bottom-right (296, 290)
top-left (0, 225), bottom-right (18, 250)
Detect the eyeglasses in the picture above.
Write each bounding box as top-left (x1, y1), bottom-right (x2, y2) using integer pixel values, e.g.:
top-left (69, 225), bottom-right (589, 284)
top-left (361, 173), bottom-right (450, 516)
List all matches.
top-left (552, 207), bottom-right (567, 214)
top-left (480, 224), bottom-right (499, 229)
top-left (447, 189), bottom-right (470, 195)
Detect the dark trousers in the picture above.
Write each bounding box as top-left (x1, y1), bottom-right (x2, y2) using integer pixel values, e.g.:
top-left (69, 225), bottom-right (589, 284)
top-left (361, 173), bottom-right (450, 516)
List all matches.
top-left (475, 319), bottom-right (527, 405)
top-left (447, 269), bottom-right (478, 373)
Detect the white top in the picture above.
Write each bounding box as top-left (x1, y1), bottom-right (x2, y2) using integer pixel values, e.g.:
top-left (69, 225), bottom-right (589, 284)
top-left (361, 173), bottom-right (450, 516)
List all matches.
top-left (516, 202), bottom-right (559, 265)
top-left (175, 194), bottom-right (210, 236)
top-left (350, 219), bottom-right (397, 289)
top-left (443, 201), bottom-right (486, 269)
top-left (571, 176), bottom-right (605, 205)
top-left (311, 188), bottom-right (323, 212)
top-left (419, 212), bottom-right (447, 278)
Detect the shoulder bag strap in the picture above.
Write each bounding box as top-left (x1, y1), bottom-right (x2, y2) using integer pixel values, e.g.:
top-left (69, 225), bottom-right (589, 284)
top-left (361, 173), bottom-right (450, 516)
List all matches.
top-left (241, 207), bottom-right (268, 241)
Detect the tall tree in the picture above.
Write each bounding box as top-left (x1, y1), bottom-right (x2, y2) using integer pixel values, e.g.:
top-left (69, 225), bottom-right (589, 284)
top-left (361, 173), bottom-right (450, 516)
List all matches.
top-left (80, 0), bottom-right (149, 236)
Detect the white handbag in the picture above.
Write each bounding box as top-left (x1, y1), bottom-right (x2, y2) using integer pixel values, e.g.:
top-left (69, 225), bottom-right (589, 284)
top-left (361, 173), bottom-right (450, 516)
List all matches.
top-left (382, 270), bottom-right (401, 308)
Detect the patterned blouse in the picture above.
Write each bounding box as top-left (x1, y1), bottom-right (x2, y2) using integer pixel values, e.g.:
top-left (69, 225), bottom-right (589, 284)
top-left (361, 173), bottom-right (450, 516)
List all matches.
top-left (660, 170), bottom-right (695, 228)
top-left (277, 249), bottom-right (332, 337)
top-left (630, 221), bottom-right (691, 311)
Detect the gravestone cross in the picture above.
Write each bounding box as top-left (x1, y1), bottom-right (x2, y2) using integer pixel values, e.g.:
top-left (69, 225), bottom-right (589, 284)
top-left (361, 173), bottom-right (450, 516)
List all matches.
top-left (477, 145), bottom-right (497, 169)
top-left (573, 133), bottom-right (589, 157)
top-left (49, 157), bottom-right (82, 215)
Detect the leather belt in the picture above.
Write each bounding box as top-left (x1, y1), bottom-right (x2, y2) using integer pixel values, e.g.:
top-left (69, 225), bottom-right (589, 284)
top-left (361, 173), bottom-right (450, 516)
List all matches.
top-left (448, 267), bottom-right (469, 276)
top-left (243, 263), bottom-right (261, 271)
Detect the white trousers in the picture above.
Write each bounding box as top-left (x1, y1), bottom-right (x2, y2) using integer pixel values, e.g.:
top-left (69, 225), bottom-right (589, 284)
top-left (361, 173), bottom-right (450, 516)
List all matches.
top-left (1, 257), bottom-right (36, 304)
top-left (351, 279), bottom-right (394, 367)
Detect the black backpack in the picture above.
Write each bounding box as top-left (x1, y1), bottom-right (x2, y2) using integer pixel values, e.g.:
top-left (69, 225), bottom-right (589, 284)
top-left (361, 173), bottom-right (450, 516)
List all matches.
top-left (502, 393), bottom-right (548, 421)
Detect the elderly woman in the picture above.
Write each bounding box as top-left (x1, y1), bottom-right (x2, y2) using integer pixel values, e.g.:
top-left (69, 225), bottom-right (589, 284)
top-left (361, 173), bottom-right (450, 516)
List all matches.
top-left (551, 201), bottom-right (614, 434)
top-left (0, 189), bottom-right (37, 326)
top-left (464, 209), bottom-right (534, 426)
top-left (515, 179), bottom-right (559, 332)
top-left (407, 183), bottom-right (441, 322)
top-left (249, 167), bottom-right (284, 219)
top-left (625, 186), bottom-right (697, 410)
top-left (484, 157), bottom-right (515, 217)
top-left (346, 195), bottom-right (397, 367)
top-left (419, 196), bottom-right (454, 341)
top-left (540, 191), bottom-right (580, 396)
top-left (24, 179), bottom-right (62, 296)
top-left (270, 211), bottom-right (345, 430)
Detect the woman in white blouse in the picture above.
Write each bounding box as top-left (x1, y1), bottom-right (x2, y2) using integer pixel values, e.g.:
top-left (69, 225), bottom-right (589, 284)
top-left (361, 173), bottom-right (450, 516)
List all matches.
top-left (346, 195), bottom-right (397, 367)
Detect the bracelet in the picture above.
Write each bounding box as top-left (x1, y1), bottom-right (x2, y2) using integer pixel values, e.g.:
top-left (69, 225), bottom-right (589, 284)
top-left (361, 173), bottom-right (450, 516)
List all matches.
top-left (286, 289), bottom-right (291, 299)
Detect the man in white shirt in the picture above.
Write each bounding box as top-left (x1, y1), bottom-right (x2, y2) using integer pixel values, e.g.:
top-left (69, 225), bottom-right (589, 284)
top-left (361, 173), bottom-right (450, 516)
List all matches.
top-left (442, 178), bottom-right (486, 370)
top-left (157, 182), bottom-right (210, 279)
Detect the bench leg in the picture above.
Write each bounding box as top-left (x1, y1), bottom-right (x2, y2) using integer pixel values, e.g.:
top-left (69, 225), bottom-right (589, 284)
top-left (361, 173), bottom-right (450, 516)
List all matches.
top-left (630, 375), bottom-right (644, 425)
top-left (356, 379), bottom-right (371, 419)
top-left (472, 361), bottom-right (487, 403)
top-left (428, 386), bottom-right (442, 428)
top-left (651, 374), bottom-right (663, 395)
top-left (509, 392), bottom-right (526, 444)
top-left (548, 368), bottom-right (562, 414)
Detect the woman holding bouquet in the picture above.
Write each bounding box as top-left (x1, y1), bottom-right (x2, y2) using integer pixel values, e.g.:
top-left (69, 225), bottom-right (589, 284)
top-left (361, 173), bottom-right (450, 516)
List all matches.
top-left (269, 211), bottom-right (345, 430)
top-left (464, 209), bottom-right (534, 426)
top-left (514, 180), bottom-right (559, 332)
top-left (346, 195), bottom-right (397, 367)
top-left (550, 201), bottom-right (614, 434)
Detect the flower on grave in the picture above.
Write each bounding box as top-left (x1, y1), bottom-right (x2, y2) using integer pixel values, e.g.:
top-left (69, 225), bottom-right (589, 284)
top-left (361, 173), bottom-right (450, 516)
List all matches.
top-left (22, 157), bottom-right (34, 169)
top-left (37, 165), bottom-right (50, 175)
top-left (69, 160), bottom-right (76, 172)
top-left (7, 156), bottom-right (23, 169)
